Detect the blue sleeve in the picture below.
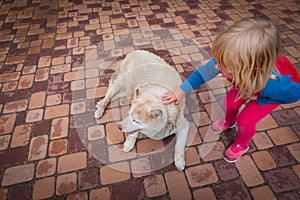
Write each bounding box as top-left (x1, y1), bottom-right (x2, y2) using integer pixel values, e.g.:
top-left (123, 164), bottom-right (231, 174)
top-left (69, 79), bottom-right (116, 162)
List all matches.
top-left (257, 75), bottom-right (300, 105)
top-left (180, 58), bottom-right (219, 93)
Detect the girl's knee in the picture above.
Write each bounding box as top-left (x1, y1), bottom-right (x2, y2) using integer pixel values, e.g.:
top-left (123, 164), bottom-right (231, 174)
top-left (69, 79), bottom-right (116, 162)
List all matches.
top-left (236, 117), bottom-right (256, 133)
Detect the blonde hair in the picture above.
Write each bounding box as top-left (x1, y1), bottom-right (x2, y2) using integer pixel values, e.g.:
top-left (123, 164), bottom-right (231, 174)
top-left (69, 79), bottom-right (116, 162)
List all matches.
top-left (211, 17), bottom-right (281, 99)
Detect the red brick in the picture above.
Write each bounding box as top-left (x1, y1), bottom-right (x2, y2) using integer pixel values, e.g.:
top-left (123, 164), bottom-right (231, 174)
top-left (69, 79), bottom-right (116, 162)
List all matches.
top-left (58, 152), bottom-right (87, 173)
top-left (0, 114), bottom-right (16, 135)
top-left (193, 187), bottom-right (217, 200)
top-left (90, 187), bottom-right (110, 200)
top-left (100, 162), bottom-right (130, 185)
top-left (33, 177), bottom-right (55, 199)
top-left (165, 170), bottom-right (192, 200)
top-left (250, 186), bottom-right (276, 200)
top-left (185, 163), bottom-right (219, 187)
top-left (56, 173), bottom-right (77, 195)
top-left (144, 174), bottom-right (167, 198)
top-left (235, 155), bottom-right (264, 187)
top-left (45, 104), bottom-right (69, 119)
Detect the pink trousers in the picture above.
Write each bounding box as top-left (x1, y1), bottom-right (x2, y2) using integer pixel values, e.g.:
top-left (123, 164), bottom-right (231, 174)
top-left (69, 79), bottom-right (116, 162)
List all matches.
top-left (224, 87), bottom-right (280, 146)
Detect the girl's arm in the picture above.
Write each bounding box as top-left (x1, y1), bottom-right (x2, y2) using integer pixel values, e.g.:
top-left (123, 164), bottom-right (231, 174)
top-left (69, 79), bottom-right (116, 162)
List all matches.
top-left (162, 58), bottom-right (220, 104)
top-left (180, 58), bottom-right (219, 93)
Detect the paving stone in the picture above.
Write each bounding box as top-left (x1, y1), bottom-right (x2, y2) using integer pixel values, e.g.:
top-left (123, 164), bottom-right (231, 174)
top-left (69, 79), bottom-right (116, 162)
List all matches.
top-left (0, 135), bottom-right (10, 151)
top-left (252, 132), bottom-right (274, 150)
top-left (250, 186), bottom-right (277, 200)
top-left (5, 56), bottom-right (25, 65)
top-left (29, 91), bottom-right (46, 109)
top-left (49, 139), bottom-right (68, 156)
top-left (236, 155), bottom-right (264, 185)
top-left (2, 81), bottom-right (18, 92)
top-left (100, 162), bottom-right (130, 185)
top-left (108, 145), bottom-right (137, 162)
top-left (78, 167), bottom-right (99, 190)
top-left (90, 187), bottom-right (110, 200)
top-left (198, 141), bottom-right (225, 162)
top-left (214, 179), bottom-right (251, 200)
top-left (185, 163), bottom-right (218, 188)
top-left (35, 68), bottom-right (50, 81)
top-left (104, 123), bottom-right (123, 145)
top-left (67, 192), bottom-right (88, 200)
top-left (48, 82), bottom-right (71, 94)
top-left (193, 187), bottom-right (217, 200)
top-left (36, 158), bottom-right (56, 178)
top-left (131, 157), bottom-right (151, 178)
top-left (0, 189), bottom-right (7, 200)
top-left (277, 192), bottom-right (300, 200)
top-left (28, 135), bottom-right (48, 161)
top-left (2, 163), bottom-right (34, 186)
top-left (192, 111), bottom-right (211, 126)
top-left (136, 138), bottom-right (165, 155)
top-left (270, 146), bottom-right (296, 167)
top-left (71, 101), bottom-right (86, 115)
top-left (267, 127), bottom-right (298, 145)
top-left (186, 123), bottom-right (202, 146)
top-left (149, 151), bottom-right (176, 173)
top-left (25, 109), bottom-right (44, 123)
top-left (287, 143), bottom-right (300, 162)
top-left (32, 80), bottom-right (48, 92)
top-left (31, 119), bottom-right (51, 137)
top-left (50, 117), bottom-right (69, 139)
top-left (165, 170), bottom-right (192, 200)
top-left (0, 114), bottom-right (16, 135)
top-left (0, 72), bottom-right (20, 83)
top-left (264, 167), bottom-right (300, 193)
top-left (32, 177), bottom-right (55, 200)
top-left (111, 179), bottom-right (145, 200)
top-left (56, 173), bottom-right (77, 195)
top-left (271, 109), bottom-right (300, 126)
top-left (37, 55), bottom-right (51, 67)
top-left (7, 183), bottom-right (32, 200)
top-left (292, 164), bottom-right (300, 179)
top-left (88, 125), bottom-right (105, 141)
top-left (58, 152), bottom-right (87, 173)
top-left (144, 174), bottom-right (167, 198)
top-left (87, 87), bottom-right (107, 99)
top-left (0, 146), bottom-right (28, 168)
top-left (251, 150), bottom-right (277, 171)
top-left (10, 124), bottom-right (31, 148)
top-left (184, 147), bottom-right (201, 167)
top-left (18, 74), bottom-right (34, 89)
top-left (214, 159), bottom-right (239, 181)
top-left (291, 124), bottom-right (300, 138)
top-left (44, 104), bottom-right (69, 119)
top-left (3, 99), bottom-right (28, 114)
top-left (256, 114), bottom-right (278, 131)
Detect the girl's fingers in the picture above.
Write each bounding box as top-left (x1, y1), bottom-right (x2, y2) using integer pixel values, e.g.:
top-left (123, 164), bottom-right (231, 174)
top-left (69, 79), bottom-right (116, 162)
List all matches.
top-left (162, 95), bottom-right (170, 100)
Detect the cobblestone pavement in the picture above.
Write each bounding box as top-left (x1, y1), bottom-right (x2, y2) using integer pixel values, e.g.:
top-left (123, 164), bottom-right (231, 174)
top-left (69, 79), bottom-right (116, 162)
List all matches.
top-left (0, 0), bottom-right (300, 199)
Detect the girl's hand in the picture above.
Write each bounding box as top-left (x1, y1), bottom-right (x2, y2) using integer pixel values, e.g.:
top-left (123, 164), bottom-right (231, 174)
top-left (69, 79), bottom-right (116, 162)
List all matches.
top-left (162, 87), bottom-right (184, 105)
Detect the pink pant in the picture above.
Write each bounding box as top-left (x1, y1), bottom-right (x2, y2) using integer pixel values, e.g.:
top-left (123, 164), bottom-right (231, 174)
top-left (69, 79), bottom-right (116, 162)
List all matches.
top-left (224, 87), bottom-right (280, 146)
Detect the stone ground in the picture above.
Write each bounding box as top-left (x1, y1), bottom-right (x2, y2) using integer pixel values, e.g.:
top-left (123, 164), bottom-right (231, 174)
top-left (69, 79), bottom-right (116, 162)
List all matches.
top-left (0, 0), bottom-right (299, 199)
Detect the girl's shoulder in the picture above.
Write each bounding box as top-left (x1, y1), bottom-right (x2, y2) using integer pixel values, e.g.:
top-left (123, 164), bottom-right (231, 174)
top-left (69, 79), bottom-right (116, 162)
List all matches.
top-left (275, 53), bottom-right (300, 83)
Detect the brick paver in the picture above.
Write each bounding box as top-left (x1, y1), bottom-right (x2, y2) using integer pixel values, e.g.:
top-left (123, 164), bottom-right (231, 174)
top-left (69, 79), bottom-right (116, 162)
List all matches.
top-left (144, 174), bottom-right (167, 198)
top-left (235, 155), bottom-right (264, 187)
top-left (0, 0), bottom-right (299, 199)
top-left (165, 170), bottom-right (192, 200)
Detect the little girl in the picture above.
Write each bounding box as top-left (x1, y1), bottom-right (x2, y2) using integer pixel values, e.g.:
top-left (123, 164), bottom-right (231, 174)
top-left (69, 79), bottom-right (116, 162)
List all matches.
top-left (162, 17), bottom-right (300, 163)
